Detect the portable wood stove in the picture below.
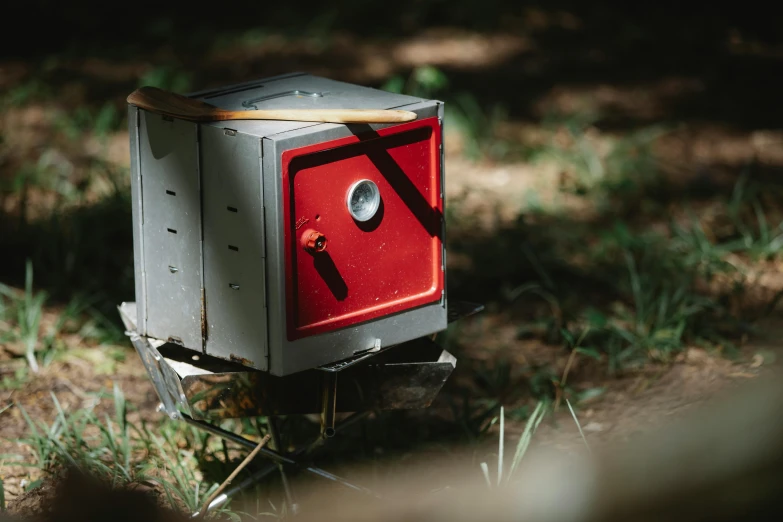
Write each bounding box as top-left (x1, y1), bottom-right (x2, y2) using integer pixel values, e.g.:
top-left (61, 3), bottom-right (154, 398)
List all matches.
top-left (120, 73), bottom-right (481, 514)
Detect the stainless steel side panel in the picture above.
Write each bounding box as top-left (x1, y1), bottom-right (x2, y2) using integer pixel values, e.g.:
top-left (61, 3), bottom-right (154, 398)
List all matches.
top-left (138, 111), bottom-right (203, 350)
top-left (128, 106), bottom-right (146, 334)
top-left (200, 125), bottom-right (268, 370)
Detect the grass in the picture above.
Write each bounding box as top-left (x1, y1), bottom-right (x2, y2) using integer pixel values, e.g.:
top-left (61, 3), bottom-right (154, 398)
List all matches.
top-left (5, 384), bottom-right (552, 519)
top-left (448, 149), bottom-right (782, 380)
top-left (1, 166), bottom-right (134, 331)
top-left (382, 66), bottom-right (512, 161)
top-left (0, 262), bottom-right (47, 372)
top-left (531, 112), bottom-right (670, 200)
top-left (478, 401), bottom-right (549, 489)
top-left (579, 231), bottom-right (741, 368)
top-left (3, 386), bottom-right (252, 517)
top-left (0, 261), bottom-right (123, 376)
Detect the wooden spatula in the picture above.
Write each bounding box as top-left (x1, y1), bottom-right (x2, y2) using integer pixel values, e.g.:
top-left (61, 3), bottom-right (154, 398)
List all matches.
top-left (127, 86), bottom-right (417, 124)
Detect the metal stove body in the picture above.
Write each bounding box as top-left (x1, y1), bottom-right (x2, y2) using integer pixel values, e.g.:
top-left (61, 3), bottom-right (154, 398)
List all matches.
top-left (128, 72), bottom-right (449, 377)
top-left (121, 73), bottom-right (481, 513)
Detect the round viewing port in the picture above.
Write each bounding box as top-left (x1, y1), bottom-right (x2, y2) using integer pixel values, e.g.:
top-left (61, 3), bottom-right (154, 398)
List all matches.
top-left (346, 179), bottom-right (380, 222)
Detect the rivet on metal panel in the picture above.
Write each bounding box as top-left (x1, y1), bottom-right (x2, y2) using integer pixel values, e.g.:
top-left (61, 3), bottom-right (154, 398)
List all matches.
top-left (168, 265), bottom-right (179, 273)
top-left (224, 129), bottom-right (237, 136)
top-left (229, 283), bottom-right (240, 290)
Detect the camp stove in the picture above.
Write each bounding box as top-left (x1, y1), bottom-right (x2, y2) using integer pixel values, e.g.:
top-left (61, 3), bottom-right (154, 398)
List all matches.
top-left (119, 72), bottom-right (481, 514)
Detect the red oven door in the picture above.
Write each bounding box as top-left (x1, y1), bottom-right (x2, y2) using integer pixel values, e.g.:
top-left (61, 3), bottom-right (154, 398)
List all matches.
top-left (282, 117), bottom-right (444, 340)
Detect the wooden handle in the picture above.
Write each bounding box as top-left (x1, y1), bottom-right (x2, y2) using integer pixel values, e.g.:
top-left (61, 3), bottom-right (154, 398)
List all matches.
top-left (127, 86), bottom-right (417, 124)
top-left (214, 108), bottom-right (417, 124)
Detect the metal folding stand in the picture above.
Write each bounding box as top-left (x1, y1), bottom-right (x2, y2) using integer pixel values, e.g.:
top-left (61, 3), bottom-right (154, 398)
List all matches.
top-left (188, 411), bottom-right (374, 517)
top-left (118, 301), bottom-right (484, 518)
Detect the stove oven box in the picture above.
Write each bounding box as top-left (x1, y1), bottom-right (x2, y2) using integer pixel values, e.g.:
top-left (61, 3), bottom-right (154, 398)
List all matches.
top-left (128, 73), bottom-right (447, 377)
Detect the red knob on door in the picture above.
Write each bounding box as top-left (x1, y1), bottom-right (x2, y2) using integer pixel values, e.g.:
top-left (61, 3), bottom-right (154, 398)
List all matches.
top-left (301, 229), bottom-right (327, 253)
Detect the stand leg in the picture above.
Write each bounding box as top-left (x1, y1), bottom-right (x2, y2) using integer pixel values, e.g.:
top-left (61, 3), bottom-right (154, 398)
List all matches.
top-left (180, 413), bottom-right (377, 498)
top-left (320, 372), bottom-right (337, 438)
top-left (268, 416), bottom-right (298, 514)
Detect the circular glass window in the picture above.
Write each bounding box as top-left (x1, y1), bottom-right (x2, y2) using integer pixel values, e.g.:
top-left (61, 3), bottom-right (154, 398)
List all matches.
top-left (346, 179), bottom-right (381, 222)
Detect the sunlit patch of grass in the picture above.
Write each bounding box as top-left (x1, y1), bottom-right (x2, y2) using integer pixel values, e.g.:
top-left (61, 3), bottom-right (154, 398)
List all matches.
top-left (721, 171), bottom-right (783, 261)
top-left (448, 94), bottom-right (511, 161)
top-left (0, 262), bottom-right (88, 373)
top-left (52, 103), bottom-right (123, 141)
top-left (0, 262), bottom-right (48, 372)
top-left (448, 167), bottom-right (779, 376)
top-left (382, 65), bottom-right (512, 161)
top-left (667, 172), bottom-right (783, 272)
top-left (530, 112), bottom-right (670, 201)
top-left (2, 386), bottom-right (259, 518)
top-left (555, 222), bottom-right (747, 372)
top-left (479, 402), bottom-right (547, 489)
top-left (0, 261), bottom-right (126, 374)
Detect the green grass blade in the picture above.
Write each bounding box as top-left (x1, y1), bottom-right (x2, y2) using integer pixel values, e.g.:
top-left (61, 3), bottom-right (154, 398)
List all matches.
top-left (497, 406), bottom-right (504, 486)
top-left (566, 399), bottom-right (591, 454)
top-left (479, 462), bottom-right (491, 489)
top-left (506, 401), bottom-right (545, 483)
